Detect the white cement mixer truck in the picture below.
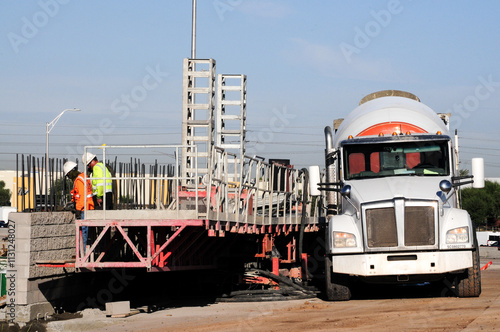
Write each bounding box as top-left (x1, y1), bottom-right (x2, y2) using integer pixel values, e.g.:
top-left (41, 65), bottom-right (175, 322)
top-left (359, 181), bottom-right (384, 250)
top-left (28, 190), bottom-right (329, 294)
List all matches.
top-left (316, 90), bottom-right (484, 300)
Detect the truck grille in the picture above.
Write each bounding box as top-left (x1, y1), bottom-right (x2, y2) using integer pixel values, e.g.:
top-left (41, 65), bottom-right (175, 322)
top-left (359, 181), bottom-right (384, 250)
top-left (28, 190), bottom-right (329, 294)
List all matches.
top-left (404, 206), bottom-right (435, 246)
top-left (366, 207), bottom-right (397, 247)
top-left (365, 203), bottom-right (436, 249)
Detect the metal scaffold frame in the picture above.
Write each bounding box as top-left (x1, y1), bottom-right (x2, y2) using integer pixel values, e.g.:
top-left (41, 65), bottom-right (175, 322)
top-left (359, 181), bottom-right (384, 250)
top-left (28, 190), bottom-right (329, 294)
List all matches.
top-left (216, 74), bottom-right (247, 159)
top-left (181, 58), bottom-right (216, 186)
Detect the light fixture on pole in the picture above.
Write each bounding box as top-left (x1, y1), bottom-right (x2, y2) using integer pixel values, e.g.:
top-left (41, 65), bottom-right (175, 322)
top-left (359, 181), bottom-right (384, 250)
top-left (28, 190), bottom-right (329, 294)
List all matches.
top-left (45, 108), bottom-right (81, 211)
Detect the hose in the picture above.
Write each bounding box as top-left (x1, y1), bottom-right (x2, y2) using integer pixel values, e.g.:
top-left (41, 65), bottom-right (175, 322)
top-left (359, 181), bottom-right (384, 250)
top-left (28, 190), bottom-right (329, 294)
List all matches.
top-left (216, 269), bottom-right (317, 302)
top-left (251, 269), bottom-right (316, 296)
top-left (217, 290), bottom-right (313, 302)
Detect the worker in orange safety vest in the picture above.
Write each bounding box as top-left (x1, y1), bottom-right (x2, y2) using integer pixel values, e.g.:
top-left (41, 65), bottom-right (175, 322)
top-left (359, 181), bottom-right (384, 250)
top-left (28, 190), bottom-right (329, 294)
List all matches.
top-left (64, 161), bottom-right (94, 250)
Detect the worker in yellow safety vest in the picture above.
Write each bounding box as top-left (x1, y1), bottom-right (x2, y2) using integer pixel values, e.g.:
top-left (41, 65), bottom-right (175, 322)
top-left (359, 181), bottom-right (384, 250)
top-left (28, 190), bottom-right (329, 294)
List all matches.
top-left (82, 152), bottom-right (113, 210)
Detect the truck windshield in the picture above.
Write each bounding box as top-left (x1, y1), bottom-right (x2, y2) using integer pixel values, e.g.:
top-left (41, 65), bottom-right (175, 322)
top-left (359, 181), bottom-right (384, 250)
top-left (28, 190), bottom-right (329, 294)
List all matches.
top-left (343, 140), bottom-right (450, 180)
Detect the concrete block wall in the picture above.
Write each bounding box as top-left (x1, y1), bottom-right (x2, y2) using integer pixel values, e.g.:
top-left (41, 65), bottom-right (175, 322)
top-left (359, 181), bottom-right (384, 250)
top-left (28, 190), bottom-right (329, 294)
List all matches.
top-left (5, 211), bottom-right (143, 324)
top-left (13, 212), bottom-right (76, 280)
top-left (9, 211), bottom-right (77, 323)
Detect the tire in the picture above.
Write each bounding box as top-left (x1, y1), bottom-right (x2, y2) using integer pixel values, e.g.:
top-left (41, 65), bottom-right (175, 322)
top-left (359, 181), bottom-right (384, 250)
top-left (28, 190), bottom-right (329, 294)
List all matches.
top-left (325, 255), bottom-right (352, 301)
top-left (457, 235), bottom-right (481, 297)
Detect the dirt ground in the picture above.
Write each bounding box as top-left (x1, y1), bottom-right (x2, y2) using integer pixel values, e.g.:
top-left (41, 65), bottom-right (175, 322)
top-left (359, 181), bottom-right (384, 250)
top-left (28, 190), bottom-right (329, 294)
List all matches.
top-left (42, 258), bottom-right (500, 332)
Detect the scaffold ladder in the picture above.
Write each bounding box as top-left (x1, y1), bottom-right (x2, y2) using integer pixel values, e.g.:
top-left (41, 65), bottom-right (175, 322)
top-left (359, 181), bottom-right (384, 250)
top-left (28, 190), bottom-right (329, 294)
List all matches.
top-left (216, 74), bottom-right (247, 176)
top-left (181, 58), bottom-right (216, 185)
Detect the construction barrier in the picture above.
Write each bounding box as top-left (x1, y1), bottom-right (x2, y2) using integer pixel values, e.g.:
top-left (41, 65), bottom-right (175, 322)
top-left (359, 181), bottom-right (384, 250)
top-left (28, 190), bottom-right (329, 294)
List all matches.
top-left (481, 261), bottom-right (493, 271)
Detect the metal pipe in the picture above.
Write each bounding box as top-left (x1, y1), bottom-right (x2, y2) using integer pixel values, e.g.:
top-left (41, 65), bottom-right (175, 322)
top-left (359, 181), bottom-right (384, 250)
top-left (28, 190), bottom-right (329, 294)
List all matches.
top-left (50, 158), bottom-right (54, 210)
top-left (21, 155), bottom-right (26, 211)
top-left (455, 129), bottom-right (460, 207)
top-left (142, 163), bottom-right (146, 209)
top-left (191, 0), bottom-right (196, 59)
top-left (37, 157), bottom-right (41, 211)
top-left (324, 126), bottom-right (337, 216)
top-left (27, 156), bottom-right (31, 211)
top-left (119, 162), bottom-right (122, 209)
top-left (45, 124), bottom-right (48, 211)
top-left (32, 156), bottom-right (36, 211)
top-left (148, 164), bottom-right (152, 208)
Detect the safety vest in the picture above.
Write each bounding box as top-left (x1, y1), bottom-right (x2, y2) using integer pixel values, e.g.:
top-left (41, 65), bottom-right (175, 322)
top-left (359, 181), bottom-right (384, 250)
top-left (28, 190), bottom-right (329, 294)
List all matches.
top-left (72, 172), bottom-right (95, 211)
top-left (91, 162), bottom-right (113, 198)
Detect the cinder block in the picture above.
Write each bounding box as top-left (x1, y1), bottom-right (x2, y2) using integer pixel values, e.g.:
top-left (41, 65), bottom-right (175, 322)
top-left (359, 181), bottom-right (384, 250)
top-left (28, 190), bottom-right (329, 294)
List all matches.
top-left (14, 239), bottom-right (31, 252)
top-left (31, 224), bottom-right (75, 238)
top-left (27, 279), bottom-right (44, 292)
top-left (16, 290), bottom-right (28, 305)
top-left (16, 280), bottom-right (28, 293)
top-left (36, 289), bottom-right (49, 303)
top-left (16, 252), bottom-right (31, 265)
top-left (16, 265), bottom-right (30, 280)
top-left (15, 302), bottom-right (55, 323)
top-left (10, 212), bottom-right (32, 226)
top-left (32, 236), bottom-right (75, 251)
top-left (32, 211), bottom-right (74, 226)
top-left (15, 225), bottom-right (32, 240)
top-left (29, 266), bottom-right (64, 279)
top-left (38, 248), bottom-right (75, 260)
top-left (105, 301), bottom-right (130, 316)
top-left (16, 287), bottom-right (49, 306)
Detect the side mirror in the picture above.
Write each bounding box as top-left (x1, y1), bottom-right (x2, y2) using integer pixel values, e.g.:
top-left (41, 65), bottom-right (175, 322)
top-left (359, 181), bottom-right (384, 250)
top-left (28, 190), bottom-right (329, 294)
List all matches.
top-left (340, 185), bottom-right (359, 218)
top-left (439, 180), bottom-right (452, 193)
top-left (308, 166), bottom-right (321, 196)
top-left (341, 185), bottom-right (352, 198)
top-left (472, 158), bottom-right (484, 189)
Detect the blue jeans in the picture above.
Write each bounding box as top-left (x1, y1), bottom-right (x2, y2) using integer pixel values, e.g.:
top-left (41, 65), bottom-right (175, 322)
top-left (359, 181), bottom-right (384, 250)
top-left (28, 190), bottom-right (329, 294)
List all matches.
top-left (79, 212), bottom-right (88, 253)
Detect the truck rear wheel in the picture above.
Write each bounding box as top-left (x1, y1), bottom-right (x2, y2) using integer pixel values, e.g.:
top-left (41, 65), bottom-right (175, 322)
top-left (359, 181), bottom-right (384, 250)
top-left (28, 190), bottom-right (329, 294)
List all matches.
top-left (457, 237), bottom-right (481, 297)
top-left (325, 255), bottom-right (351, 301)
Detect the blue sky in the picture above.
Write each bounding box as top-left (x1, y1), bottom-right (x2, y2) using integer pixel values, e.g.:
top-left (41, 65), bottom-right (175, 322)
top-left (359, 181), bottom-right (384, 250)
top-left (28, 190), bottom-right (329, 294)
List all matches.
top-left (1, 1), bottom-right (500, 176)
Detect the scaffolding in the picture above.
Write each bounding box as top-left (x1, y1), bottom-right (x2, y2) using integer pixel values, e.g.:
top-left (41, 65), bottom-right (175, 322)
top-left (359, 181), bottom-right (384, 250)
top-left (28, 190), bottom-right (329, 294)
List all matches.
top-left (216, 74), bottom-right (247, 159)
top-left (181, 58), bottom-right (216, 186)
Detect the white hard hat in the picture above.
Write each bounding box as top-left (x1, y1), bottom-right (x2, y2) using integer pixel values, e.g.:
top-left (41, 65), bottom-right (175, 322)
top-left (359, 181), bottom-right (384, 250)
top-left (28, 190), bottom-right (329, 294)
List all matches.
top-left (63, 161), bottom-right (78, 176)
top-left (82, 152), bottom-right (96, 166)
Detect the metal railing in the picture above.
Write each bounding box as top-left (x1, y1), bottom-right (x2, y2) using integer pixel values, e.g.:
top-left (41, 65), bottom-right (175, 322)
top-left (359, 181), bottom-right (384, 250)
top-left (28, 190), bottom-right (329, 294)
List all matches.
top-left (14, 154), bottom-right (71, 212)
top-left (208, 146), bottom-right (320, 225)
top-left (76, 144), bottom-right (321, 225)
top-left (82, 145), bottom-right (198, 219)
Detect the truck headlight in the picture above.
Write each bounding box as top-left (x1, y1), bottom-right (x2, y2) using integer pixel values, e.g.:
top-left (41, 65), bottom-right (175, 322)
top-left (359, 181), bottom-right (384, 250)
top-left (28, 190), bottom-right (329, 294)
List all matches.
top-left (334, 232), bottom-right (357, 248)
top-left (446, 227), bottom-right (469, 244)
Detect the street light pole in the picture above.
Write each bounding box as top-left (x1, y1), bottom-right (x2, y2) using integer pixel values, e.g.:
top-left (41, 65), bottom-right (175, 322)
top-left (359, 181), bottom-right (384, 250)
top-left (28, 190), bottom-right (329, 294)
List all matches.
top-left (45, 108), bottom-right (81, 211)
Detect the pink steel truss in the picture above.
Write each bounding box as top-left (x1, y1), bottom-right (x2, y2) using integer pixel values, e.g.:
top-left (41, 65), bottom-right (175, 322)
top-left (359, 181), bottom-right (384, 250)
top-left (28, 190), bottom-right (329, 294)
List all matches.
top-left (75, 218), bottom-right (319, 271)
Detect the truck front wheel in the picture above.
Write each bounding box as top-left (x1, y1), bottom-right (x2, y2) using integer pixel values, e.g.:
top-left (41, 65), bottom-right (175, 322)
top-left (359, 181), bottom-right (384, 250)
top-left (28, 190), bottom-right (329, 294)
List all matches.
top-left (456, 240), bottom-right (481, 297)
top-left (325, 255), bottom-right (352, 301)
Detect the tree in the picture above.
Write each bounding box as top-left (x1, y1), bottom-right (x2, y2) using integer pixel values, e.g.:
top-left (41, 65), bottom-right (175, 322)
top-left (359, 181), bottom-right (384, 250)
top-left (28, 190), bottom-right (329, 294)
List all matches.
top-left (459, 169), bottom-right (469, 177)
top-left (0, 181), bottom-right (11, 206)
top-left (461, 180), bottom-right (500, 227)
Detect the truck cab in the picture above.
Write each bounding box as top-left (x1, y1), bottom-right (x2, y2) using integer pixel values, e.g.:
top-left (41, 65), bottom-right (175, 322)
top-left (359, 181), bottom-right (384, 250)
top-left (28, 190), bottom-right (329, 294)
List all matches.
top-left (320, 90), bottom-right (483, 300)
